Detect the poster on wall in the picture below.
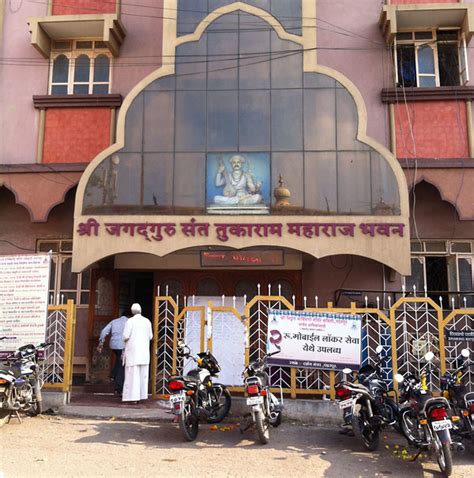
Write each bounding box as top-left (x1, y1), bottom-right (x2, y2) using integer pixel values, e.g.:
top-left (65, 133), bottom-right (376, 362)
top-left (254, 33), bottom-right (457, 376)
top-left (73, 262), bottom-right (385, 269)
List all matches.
top-left (0, 254), bottom-right (51, 356)
top-left (267, 310), bottom-right (362, 370)
top-left (206, 153), bottom-right (270, 214)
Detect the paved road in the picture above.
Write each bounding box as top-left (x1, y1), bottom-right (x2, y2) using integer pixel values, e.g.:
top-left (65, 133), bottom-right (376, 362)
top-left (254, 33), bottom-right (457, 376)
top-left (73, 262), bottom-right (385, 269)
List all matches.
top-left (0, 416), bottom-right (472, 477)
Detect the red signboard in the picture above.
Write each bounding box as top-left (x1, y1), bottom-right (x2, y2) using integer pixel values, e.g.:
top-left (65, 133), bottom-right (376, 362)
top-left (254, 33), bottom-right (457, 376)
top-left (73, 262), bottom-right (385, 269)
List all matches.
top-left (201, 250), bottom-right (284, 267)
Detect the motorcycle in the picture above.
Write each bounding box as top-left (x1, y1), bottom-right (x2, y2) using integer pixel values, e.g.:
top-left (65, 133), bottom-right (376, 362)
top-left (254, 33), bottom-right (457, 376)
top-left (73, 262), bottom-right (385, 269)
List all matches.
top-left (396, 351), bottom-right (456, 477)
top-left (167, 342), bottom-right (231, 441)
top-left (0, 340), bottom-right (51, 421)
top-left (440, 348), bottom-right (473, 447)
top-left (242, 350), bottom-right (283, 444)
top-left (335, 345), bottom-right (400, 451)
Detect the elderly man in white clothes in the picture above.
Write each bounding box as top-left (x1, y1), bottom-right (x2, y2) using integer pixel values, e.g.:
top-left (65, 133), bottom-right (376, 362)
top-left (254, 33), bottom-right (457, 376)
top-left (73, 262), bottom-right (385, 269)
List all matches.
top-left (122, 303), bottom-right (153, 403)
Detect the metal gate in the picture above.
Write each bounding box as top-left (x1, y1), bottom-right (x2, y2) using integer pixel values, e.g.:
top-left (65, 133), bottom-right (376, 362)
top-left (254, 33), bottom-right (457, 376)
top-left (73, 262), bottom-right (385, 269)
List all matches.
top-left (42, 300), bottom-right (76, 393)
top-left (151, 295), bottom-right (473, 399)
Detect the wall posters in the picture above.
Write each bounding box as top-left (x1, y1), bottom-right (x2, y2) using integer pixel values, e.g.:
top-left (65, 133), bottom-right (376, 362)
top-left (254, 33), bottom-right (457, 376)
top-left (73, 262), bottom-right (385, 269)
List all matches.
top-left (267, 310), bottom-right (362, 370)
top-left (0, 254), bottom-right (51, 355)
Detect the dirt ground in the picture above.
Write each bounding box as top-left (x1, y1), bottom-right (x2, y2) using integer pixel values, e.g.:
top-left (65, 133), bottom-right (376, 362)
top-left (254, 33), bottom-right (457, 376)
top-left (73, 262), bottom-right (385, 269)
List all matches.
top-left (0, 415), bottom-right (472, 478)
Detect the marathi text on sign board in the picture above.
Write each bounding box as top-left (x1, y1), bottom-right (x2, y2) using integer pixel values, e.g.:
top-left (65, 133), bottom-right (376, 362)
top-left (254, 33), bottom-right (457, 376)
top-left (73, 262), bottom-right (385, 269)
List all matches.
top-left (0, 254), bottom-right (51, 355)
top-left (266, 310), bottom-right (362, 371)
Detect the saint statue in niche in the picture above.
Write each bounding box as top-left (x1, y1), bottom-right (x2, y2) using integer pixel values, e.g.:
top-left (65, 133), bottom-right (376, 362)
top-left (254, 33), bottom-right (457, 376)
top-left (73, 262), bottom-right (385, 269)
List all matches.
top-left (214, 154), bottom-right (263, 206)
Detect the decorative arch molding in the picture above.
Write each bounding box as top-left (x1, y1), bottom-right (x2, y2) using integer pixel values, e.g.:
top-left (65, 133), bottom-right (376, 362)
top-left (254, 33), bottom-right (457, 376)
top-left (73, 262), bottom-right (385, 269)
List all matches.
top-left (73, 0), bottom-right (410, 274)
top-left (408, 171), bottom-right (474, 221)
top-left (0, 173), bottom-right (80, 222)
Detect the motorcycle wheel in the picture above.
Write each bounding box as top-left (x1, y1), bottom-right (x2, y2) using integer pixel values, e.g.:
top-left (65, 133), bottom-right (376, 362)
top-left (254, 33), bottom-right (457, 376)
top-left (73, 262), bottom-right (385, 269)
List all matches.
top-left (255, 409), bottom-right (270, 444)
top-left (179, 397), bottom-right (199, 442)
top-left (434, 434), bottom-right (453, 478)
top-left (207, 387), bottom-right (231, 424)
top-left (351, 405), bottom-right (380, 451)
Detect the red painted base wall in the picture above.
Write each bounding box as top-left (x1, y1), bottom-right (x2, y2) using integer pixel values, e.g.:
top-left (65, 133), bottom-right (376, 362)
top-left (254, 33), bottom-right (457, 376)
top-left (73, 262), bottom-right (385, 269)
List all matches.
top-left (394, 101), bottom-right (468, 159)
top-left (43, 108), bottom-right (111, 164)
top-left (52, 0), bottom-right (116, 15)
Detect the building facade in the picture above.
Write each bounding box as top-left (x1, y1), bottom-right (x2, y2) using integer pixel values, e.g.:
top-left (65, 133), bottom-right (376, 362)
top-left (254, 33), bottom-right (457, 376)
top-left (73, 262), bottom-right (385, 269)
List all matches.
top-left (1, 0), bottom-right (473, 382)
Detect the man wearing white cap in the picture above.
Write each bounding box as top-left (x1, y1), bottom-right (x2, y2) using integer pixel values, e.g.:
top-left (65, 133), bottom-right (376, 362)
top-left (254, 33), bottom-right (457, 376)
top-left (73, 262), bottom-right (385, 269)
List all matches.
top-left (122, 303), bottom-right (153, 403)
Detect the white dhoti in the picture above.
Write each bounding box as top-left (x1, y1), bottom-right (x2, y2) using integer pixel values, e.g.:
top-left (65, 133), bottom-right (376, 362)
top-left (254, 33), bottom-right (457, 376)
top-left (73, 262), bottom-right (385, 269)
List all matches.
top-left (122, 364), bottom-right (149, 402)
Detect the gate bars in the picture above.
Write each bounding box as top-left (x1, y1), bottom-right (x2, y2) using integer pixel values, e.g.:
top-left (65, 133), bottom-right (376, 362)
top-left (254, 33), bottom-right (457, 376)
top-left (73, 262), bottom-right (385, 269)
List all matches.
top-left (42, 300), bottom-right (76, 392)
top-left (152, 296), bottom-right (473, 400)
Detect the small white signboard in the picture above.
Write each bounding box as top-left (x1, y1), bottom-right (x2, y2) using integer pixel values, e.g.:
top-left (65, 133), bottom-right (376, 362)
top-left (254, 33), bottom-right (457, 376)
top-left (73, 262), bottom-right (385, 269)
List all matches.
top-left (267, 310), bottom-right (362, 370)
top-left (0, 254), bottom-right (51, 355)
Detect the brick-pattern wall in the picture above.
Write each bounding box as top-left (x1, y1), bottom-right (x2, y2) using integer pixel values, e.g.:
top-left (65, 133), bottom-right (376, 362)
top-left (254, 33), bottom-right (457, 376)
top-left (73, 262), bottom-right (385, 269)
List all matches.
top-left (52, 0), bottom-right (116, 15)
top-left (43, 108), bottom-right (111, 163)
top-left (394, 101), bottom-right (468, 159)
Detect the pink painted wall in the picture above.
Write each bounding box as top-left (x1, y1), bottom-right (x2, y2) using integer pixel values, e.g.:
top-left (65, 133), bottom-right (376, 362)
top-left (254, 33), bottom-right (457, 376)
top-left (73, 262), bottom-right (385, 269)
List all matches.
top-left (0, 2), bottom-right (48, 165)
top-left (0, 185), bottom-right (89, 357)
top-left (317, 0), bottom-right (392, 146)
top-left (391, 0), bottom-right (458, 4)
top-left (112, 0), bottom-right (164, 95)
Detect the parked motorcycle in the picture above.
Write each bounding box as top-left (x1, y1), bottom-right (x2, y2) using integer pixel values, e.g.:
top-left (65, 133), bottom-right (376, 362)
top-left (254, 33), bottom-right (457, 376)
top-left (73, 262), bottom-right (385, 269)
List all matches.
top-left (397, 351), bottom-right (456, 477)
top-left (167, 342), bottom-right (231, 441)
top-left (0, 340), bottom-right (50, 420)
top-left (335, 345), bottom-right (400, 451)
top-left (242, 350), bottom-right (283, 444)
top-left (441, 348), bottom-right (473, 447)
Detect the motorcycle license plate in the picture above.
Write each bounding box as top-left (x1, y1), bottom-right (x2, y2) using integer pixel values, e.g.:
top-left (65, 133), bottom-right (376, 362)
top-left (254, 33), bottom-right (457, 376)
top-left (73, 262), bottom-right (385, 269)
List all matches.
top-left (0, 387), bottom-right (5, 393)
top-left (339, 398), bottom-right (353, 410)
top-left (432, 420), bottom-right (452, 431)
top-left (246, 396), bottom-right (263, 406)
top-left (169, 393), bottom-right (185, 404)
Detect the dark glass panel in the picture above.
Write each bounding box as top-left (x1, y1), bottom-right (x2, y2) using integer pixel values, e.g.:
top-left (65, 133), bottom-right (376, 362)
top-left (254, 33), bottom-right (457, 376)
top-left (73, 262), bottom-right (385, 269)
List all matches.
top-left (207, 90), bottom-right (238, 151)
top-left (92, 84), bottom-right (109, 94)
top-left (239, 90), bottom-right (270, 151)
top-left (207, 31), bottom-right (238, 90)
top-left (175, 91), bottom-right (206, 152)
top-left (271, 32), bottom-right (302, 89)
top-left (438, 43), bottom-right (460, 86)
top-left (235, 280), bottom-right (258, 299)
top-left (271, 152), bottom-right (304, 209)
top-left (270, 280), bottom-right (293, 301)
top-left (60, 257), bottom-right (77, 290)
top-left (51, 85), bottom-right (68, 95)
top-left (83, 160), bottom-right (109, 209)
top-left (145, 75), bottom-right (175, 92)
top-left (304, 152), bottom-right (337, 214)
top-left (271, 0), bottom-right (302, 35)
top-left (337, 151), bottom-right (371, 214)
top-left (397, 45), bottom-right (416, 87)
top-left (93, 55), bottom-right (109, 82)
top-left (177, 0), bottom-right (207, 35)
top-left (174, 153), bottom-right (206, 210)
top-left (370, 152), bottom-right (400, 215)
top-left (304, 88), bottom-right (336, 151)
top-left (271, 89), bottom-right (303, 151)
top-left (418, 45), bottom-right (435, 74)
top-left (74, 55), bottom-right (90, 82)
top-left (304, 72), bottom-right (336, 89)
top-left (143, 153), bottom-right (174, 208)
top-left (239, 27), bottom-right (270, 89)
top-left (176, 38), bottom-right (207, 90)
top-left (336, 88), bottom-right (365, 151)
top-left (73, 84), bottom-right (89, 94)
top-left (123, 95), bottom-right (144, 153)
top-left (112, 153), bottom-right (142, 205)
top-left (143, 91), bottom-right (175, 152)
top-left (52, 55), bottom-right (69, 83)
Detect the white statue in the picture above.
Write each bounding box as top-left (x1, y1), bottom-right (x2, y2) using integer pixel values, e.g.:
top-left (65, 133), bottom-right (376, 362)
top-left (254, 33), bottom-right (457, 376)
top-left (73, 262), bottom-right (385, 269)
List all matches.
top-left (213, 154), bottom-right (263, 206)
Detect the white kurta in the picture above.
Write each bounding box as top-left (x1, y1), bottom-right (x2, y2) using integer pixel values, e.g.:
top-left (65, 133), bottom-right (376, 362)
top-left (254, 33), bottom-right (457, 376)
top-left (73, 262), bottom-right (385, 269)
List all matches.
top-left (122, 313), bottom-right (153, 402)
